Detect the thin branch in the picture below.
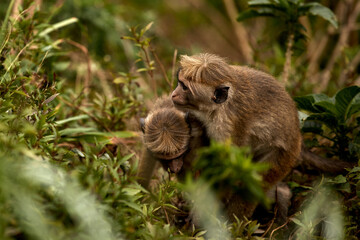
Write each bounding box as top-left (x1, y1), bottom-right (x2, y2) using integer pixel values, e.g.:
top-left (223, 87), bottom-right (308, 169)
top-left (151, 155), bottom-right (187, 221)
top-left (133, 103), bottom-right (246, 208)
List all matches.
top-left (65, 39), bottom-right (92, 98)
top-left (223, 0), bottom-right (254, 64)
top-left (183, 0), bottom-right (244, 59)
top-left (58, 95), bottom-right (111, 132)
top-left (11, 0), bottom-right (23, 18)
top-left (171, 49), bottom-right (178, 89)
top-left (269, 218), bottom-right (291, 240)
top-left (27, 0), bottom-right (42, 19)
top-left (316, 0), bottom-right (360, 92)
top-left (339, 49), bottom-right (360, 85)
top-left (150, 49), bottom-right (171, 91)
top-left (36, 50), bottom-right (49, 73)
top-left (282, 33), bottom-right (294, 85)
top-left (138, 41), bottom-right (156, 96)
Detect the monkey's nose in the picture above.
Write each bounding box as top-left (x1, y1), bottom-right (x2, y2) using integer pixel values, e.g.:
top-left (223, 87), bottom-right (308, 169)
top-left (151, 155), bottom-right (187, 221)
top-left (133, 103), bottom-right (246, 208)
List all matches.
top-left (171, 92), bottom-right (177, 99)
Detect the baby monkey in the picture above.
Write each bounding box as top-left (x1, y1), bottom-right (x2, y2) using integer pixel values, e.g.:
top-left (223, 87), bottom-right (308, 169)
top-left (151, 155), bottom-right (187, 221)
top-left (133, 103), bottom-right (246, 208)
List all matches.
top-left (136, 97), bottom-right (208, 189)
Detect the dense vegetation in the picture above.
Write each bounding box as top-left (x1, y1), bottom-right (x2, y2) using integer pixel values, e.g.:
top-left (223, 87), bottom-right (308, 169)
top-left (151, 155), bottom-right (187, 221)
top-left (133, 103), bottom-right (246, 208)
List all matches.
top-left (0, 0), bottom-right (359, 239)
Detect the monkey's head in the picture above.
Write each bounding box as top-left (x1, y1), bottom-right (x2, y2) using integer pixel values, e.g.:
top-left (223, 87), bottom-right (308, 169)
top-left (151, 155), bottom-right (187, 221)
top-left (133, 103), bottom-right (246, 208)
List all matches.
top-left (171, 53), bottom-right (234, 114)
top-left (141, 108), bottom-right (191, 173)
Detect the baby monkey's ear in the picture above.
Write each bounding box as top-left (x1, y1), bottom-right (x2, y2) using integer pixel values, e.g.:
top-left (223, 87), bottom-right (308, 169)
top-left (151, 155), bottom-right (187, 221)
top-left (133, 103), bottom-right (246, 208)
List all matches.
top-left (140, 118), bottom-right (145, 133)
top-left (212, 86), bottom-right (230, 104)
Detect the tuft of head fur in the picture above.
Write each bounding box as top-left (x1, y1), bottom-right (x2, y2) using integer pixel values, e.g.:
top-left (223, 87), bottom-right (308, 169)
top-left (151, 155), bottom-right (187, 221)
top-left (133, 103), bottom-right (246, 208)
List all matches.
top-left (179, 53), bottom-right (235, 86)
top-left (144, 108), bottom-right (190, 160)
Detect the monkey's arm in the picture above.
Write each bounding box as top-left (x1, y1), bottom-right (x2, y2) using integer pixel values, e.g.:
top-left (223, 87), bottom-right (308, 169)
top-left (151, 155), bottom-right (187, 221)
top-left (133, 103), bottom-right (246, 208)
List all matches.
top-left (136, 148), bottom-right (159, 189)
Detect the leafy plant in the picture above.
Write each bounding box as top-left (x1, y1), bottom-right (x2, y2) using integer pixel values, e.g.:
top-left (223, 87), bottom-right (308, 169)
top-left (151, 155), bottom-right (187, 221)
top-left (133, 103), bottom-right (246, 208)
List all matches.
top-left (237, 0), bottom-right (338, 84)
top-left (291, 181), bottom-right (344, 240)
top-left (295, 85), bottom-right (360, 161)
top-left (193, 141), bottom-right (270, 207)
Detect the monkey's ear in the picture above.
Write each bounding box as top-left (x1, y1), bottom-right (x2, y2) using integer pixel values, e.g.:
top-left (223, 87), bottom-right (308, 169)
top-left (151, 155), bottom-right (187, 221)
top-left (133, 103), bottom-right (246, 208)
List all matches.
top-left (140, 118), bottom-right (145, 133)
top-left (213, 86), bottom-right (229, 104)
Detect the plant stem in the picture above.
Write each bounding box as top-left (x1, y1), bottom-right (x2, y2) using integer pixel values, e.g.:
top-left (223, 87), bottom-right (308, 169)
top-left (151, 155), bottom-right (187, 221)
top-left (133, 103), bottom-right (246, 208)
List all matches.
top-left (140, 45), bottom-right (157, 96)
top-left (151, 49), bottom-right (171, 90)
top-left (282, 33), bottom-right (294, 85)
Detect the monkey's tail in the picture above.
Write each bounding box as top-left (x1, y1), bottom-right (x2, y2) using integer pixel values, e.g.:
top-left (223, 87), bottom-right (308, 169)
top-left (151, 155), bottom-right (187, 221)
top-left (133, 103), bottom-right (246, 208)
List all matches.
top-left (299, 146), bottom-right (354, 174)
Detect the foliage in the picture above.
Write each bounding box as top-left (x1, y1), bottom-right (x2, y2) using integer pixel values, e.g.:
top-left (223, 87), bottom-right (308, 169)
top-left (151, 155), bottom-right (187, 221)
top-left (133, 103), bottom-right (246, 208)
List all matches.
top-left (291, 181), bottom-right (344, 240)
top-left (193, 141), bottom-right (269, 207)
top-left (237, 0), bottom-right (338, 29)
top-left (295, 86), bottom-right (360, 238)
top-left (237, 0), bottom-right (338, 84)
top-left (0, 0), bottom-right (359, 239)
top-left (295, 86), bottom-right (360, 161)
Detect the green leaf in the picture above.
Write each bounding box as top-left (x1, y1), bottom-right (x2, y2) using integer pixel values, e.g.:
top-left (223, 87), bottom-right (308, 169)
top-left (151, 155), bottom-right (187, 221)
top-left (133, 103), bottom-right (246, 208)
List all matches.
top-left (347, 93), bottom-right (360, 120)
top-left (237, 9), bottom-right (275, 22)
top-left (38, 17), bottom-right (78, 37)
top-left (306, 113), bottom-right (338, 130)
top-left (58, 127), bottom-right (98, 136)
top-left (303, 3), bottom-right (338, 29)
top-left (143, 22), bottom-right (153, 34)
top-left (278, 0), bottom-right (289, 8)
top-left (248, 0), bottom-right (273, 4)
top-left (331, 175), bottom-right (347, 184)
top-left (120, 200), bottom-right (143, 213)
top-left (334, 86), bottom-right (360, 121)
top-left (0, 0), bottom-right (15, 54)
top-left (295, 94), bottom-right (329, 113)
top-left (314, 98), bottom-right (337, 116)
top-left (302, 119), bottom-right (323, 134)
top-left (55, 114), bottom-right (89, 125)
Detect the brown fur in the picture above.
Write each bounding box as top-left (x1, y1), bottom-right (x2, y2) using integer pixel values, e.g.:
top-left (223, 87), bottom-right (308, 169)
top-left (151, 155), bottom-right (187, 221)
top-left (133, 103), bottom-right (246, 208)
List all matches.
top-left (172, 53), bottom-right (302, 220)
top-left (136, 96), bottom-right (208, 189)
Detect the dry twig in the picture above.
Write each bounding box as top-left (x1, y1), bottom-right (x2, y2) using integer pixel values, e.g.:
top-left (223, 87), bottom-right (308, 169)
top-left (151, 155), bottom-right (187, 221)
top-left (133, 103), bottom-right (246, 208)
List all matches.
top-left (223, 0), bottom-right (254, 64)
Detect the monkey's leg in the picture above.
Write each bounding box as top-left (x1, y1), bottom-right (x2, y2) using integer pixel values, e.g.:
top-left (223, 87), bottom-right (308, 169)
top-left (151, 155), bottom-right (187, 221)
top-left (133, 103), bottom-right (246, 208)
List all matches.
top-left (253, 147), bottom-right (297, 190)
top-left (136, 148), bottom-right (159, 189)
top-left (225, 194), bottom-right (257, 221)
top-left (267, 182), bottom-right (292, 225)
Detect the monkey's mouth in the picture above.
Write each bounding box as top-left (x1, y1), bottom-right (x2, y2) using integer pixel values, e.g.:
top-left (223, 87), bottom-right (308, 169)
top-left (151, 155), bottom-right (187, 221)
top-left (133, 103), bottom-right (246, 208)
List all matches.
top-left (173, 102), bottom-right (197, 111)
top-left (160, 158), bottom-right (183, 173)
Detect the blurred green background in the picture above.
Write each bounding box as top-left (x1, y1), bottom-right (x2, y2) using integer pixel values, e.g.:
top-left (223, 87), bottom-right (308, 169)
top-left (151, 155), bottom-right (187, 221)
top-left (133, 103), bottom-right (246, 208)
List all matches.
top-left (0, 0), bottom-right (359, 239)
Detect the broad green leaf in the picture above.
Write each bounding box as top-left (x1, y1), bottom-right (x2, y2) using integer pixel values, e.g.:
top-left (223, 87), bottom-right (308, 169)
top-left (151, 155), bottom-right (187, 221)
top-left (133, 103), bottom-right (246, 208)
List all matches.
top-left (294, 94), bottom-right (329, 113)
top-left (347, 93), bottom-right (360, 120)
top-left (248, 0), bottom-right (273, 4)
top-left (331, 175), bottom-right (347, 184)
top-left (334, 86), bottom-right (360, 121)
top-left (278, 0), bottom-right (290, 8)
top-left (237, 9), bottom-right (275, 22)
top-left (306, 113), bottom-right (338, 129)
top-left (314, 99), bottom-right (337, 116)
top-left (303, 3), bottom-right (338, 29)
top-left (302, 120), bottom-right (323, 134)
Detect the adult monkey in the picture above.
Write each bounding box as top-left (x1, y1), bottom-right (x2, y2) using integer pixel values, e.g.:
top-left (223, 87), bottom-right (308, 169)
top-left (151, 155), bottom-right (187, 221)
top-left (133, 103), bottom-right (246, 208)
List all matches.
top-left (171, 53), bottom-right (302, 219)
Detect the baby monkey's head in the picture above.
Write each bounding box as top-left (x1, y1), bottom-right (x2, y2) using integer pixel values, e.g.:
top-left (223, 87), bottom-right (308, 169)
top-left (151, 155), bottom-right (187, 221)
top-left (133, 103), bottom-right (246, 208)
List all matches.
top-left (141, 108), bottom-right (191, 173)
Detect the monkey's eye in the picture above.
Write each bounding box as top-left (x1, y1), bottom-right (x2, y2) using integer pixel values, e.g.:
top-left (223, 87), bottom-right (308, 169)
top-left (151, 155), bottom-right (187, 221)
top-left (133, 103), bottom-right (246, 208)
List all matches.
top-left (178, 80), bottom-right (188, 91)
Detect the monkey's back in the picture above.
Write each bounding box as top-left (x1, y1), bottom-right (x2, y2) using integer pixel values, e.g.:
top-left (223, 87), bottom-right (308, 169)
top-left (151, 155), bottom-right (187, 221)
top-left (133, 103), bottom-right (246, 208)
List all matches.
top-left (232, 66), bottom-right (301, 158)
